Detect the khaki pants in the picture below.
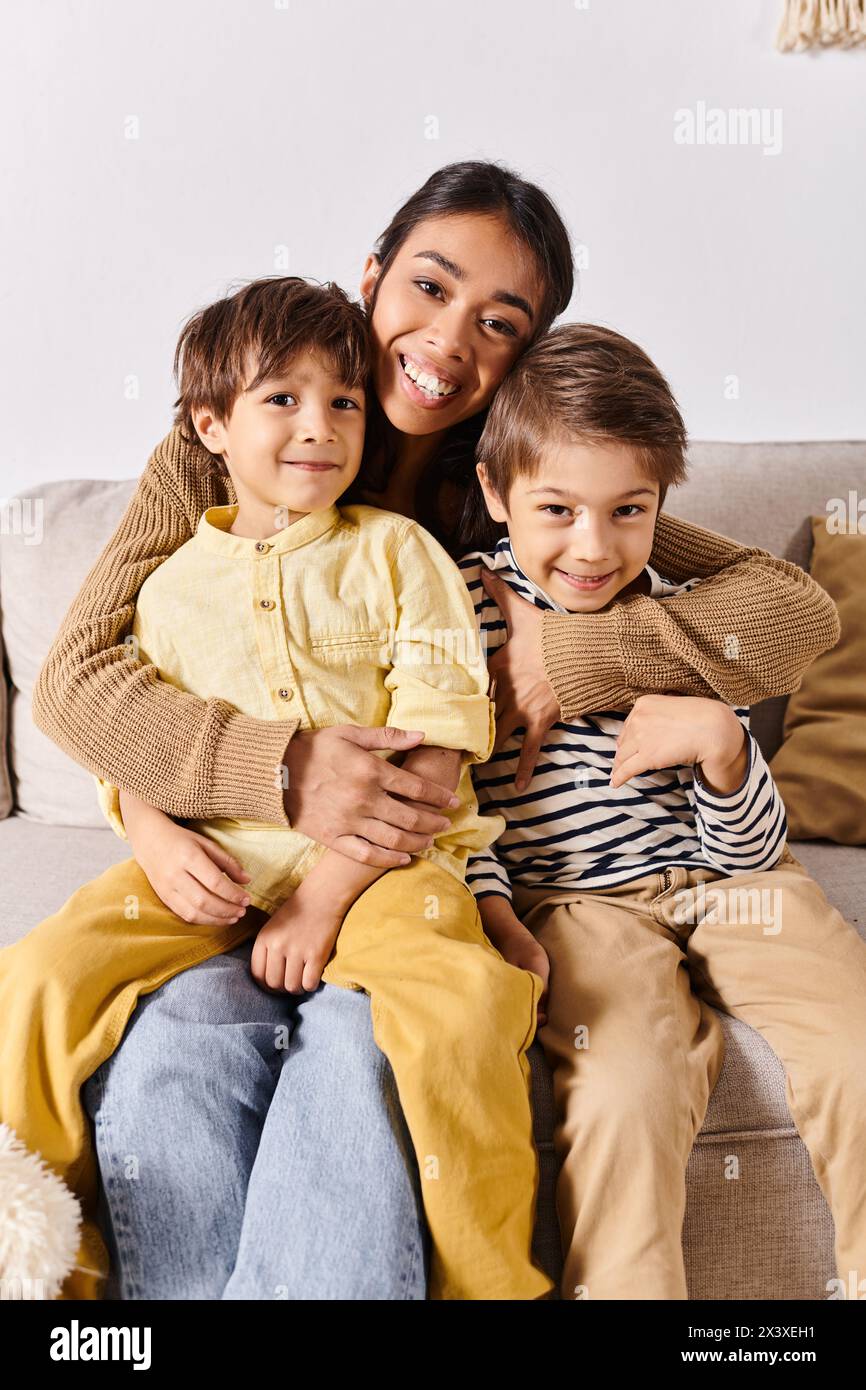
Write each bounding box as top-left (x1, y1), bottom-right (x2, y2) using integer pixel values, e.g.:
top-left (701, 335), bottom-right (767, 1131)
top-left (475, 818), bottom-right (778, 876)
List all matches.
top-left (0, 856), bottom-right (550, 1301)
top-left (512, 844), bottom-right (866, 1301)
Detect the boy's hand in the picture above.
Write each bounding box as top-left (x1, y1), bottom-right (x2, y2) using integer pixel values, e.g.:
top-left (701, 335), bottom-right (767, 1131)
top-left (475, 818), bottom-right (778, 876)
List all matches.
top-left (122, 793), bottom-right (253, 926)
top-left (480, 569), bottom-right (561, 792)
top-left (479, 895), bottom-right (550, 1026)
top-left (609, 695), bottom-right (748, 792)
top-left (497, 927), bottom-right (550, 1027)
top-left (251, 884), bottom-right (344, 995)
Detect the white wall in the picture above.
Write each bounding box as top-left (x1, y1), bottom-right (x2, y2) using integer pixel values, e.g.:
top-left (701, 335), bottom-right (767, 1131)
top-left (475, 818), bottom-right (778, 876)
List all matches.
top-left (2, 0), bottom-right (864, 496)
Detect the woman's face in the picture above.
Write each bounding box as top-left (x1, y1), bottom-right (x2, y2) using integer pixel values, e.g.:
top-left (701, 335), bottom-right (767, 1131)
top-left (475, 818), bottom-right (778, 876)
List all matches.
top-left (360, 213), bottom-right (544, 439)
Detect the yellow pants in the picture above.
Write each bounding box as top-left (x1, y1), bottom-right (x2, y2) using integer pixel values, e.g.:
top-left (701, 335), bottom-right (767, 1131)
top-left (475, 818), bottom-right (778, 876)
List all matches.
top-left (0, 855), bottom-right (551, 1301)
top-left (511, 844), bottom-right (866, 1300)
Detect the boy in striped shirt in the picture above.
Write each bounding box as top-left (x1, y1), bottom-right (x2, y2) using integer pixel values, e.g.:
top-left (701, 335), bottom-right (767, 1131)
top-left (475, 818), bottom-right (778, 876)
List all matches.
top-left (457, 323), bottom-right (866, 1301)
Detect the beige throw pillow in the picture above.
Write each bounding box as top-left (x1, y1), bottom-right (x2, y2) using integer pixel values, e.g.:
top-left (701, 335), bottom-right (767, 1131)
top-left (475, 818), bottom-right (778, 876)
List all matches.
top-left (770, 518), bottom-right (866, 844)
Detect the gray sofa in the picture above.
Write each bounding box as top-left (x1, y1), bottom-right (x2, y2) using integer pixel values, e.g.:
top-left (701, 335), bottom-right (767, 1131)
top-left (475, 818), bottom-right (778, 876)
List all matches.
top-left (1, 441), bottom-right (864, 1300)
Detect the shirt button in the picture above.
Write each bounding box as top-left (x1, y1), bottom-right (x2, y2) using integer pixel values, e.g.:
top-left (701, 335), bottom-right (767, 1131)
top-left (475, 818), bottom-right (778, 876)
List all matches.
top-left (255, 541), bottom-right (270, 553)
top-left (278, 687), bottom-right (293, 700)
top-left (258, 598), bottom-right (275, 610)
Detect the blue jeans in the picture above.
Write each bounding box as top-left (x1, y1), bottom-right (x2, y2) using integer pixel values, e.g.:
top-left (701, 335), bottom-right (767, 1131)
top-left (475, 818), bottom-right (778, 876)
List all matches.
top-left (81, 939), bottom-right (428, 1299)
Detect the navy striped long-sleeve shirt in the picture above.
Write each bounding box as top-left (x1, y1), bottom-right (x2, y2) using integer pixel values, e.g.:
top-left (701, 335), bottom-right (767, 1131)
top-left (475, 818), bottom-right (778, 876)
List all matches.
top-left (457, 537), bottom-right (789, 904)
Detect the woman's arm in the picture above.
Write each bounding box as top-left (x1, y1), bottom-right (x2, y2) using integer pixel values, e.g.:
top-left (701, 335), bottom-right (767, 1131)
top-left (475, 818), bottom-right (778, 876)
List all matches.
top-left (31, 426), bottom-right (298, 824)
top-left (32, 425), bottom-right (463, 852)
top-left (282, 746), bottom-right (463, 920)
top-left (540, 511), bottom-right (841, 718)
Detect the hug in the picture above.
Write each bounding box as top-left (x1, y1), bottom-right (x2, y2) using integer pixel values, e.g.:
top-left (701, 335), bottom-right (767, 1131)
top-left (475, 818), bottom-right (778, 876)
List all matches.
top-left (1, 160), bottom-right (862, 1302)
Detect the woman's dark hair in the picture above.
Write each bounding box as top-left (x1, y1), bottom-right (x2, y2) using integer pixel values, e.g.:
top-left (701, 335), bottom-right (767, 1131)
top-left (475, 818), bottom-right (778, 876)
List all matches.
top-left (362, 160), bottom-right (575, 555)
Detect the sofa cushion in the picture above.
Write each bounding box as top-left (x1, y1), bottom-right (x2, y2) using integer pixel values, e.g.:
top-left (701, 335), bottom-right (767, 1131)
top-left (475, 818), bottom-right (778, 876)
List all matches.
top-left (0, 814), bottom-right (131, 948)
top-left (0, 478), bottom-right (136, 826)
top-left (781, 839), bottom-right (865, 933)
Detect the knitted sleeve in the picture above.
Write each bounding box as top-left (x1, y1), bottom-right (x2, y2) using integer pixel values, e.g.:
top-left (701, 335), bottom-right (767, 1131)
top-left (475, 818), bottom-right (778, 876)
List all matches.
top-left (541, 512), bottom-right (841, 719)
top-left (30, 426), bottom-right (298, 825)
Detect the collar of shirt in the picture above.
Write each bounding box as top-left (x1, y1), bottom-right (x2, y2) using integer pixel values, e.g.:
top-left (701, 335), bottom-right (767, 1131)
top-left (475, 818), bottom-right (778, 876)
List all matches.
top-left (194, 502), bottom-right (342, 559)
top-left (475, 535), bottom-right (668, 612)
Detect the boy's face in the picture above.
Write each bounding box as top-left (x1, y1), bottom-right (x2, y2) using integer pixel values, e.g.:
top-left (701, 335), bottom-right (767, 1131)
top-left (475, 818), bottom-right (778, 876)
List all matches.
top-left (194, 349), bottom-right (366, 532)
top-left (476, 436), bottom-right (660, 612)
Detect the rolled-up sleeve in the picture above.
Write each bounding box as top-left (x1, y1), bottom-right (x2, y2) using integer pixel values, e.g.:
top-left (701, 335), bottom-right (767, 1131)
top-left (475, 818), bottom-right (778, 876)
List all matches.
top-left (384, 522), bottom-right (496, 764)
top-left (92, 775), bottom-right (129, 841)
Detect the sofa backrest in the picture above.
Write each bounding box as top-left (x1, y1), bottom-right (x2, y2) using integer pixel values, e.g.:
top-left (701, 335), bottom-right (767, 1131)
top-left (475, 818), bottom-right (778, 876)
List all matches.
top-left (0, 478), bottom-right (136, 825)
top-left (666, 442), bottom-right (865, 569)
top-left (1, 442), bottom-right (864, 824)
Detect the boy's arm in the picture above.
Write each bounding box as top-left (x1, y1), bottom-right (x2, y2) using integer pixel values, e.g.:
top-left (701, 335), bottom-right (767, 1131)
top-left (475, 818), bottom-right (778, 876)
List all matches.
top-left (690, 717), bottom-right (789, 874)
top-left (118, 785), bottom-right (174, 843)
top-left (290, 518), bottom-right (503, 918)
top-left (466, 849), bottom-right (530, 952)
top-left (95, 779), bottom-right (179, 845)
top-left (382, 522), bottom-right (496, 763)
top-left (286, 518), bottom-right (504, 923)
top-left (115, 786), bottom-right (253, 924)
top-left (94, 775), bottom-right (175, 848)
top-left (541, 512), bottom-right (841, 717)
top-left (466, 843), bottom-right (513, 908)
top-left (477, 893), bottom-right (529, 952)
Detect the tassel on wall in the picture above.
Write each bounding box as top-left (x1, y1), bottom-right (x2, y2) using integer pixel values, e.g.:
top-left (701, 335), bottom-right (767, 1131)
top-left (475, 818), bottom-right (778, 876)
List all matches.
top-left (777, 0), bottom-right (866, 50)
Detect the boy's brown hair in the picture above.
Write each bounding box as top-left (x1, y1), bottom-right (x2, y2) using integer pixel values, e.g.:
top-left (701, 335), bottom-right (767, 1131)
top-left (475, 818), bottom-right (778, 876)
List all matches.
top-left (172, 276), bottom-right (371, 475)
top-left (459, 322), bottom-right (689, 551)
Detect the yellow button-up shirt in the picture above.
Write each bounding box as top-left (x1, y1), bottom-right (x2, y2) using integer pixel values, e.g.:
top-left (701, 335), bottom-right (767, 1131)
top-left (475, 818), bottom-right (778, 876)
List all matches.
top-left (94, 502), bottom-right (505, 913)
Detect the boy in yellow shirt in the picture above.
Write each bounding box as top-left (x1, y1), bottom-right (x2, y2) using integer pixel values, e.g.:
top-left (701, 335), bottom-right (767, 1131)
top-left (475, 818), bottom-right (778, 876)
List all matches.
top-left (0, 276), bottom-right (550, 1302)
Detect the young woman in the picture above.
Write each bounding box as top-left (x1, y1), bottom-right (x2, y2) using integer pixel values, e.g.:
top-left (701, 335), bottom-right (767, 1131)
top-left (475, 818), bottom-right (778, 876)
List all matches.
top-left (34, 161), bottom-right (838, 1300)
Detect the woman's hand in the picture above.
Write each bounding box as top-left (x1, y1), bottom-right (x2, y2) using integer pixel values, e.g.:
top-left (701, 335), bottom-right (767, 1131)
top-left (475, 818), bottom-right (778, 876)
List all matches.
top-left (120, 791), bottom-right (253, 926)
top-left (251, 887), bottom-right (344, 995)
top-left (282, 726), bottom-right (462, 868)
top-left (480, 569), bottom-right (561, 791)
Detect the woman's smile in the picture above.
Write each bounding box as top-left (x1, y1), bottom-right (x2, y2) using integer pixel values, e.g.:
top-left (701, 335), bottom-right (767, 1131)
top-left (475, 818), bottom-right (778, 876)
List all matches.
top-left (397, 351), bottom-right (464, 410)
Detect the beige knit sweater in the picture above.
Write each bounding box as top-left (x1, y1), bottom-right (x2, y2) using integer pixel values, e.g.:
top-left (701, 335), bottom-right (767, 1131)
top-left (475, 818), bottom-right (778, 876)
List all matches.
top-left (31, 426), bottom-right (840, 827)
